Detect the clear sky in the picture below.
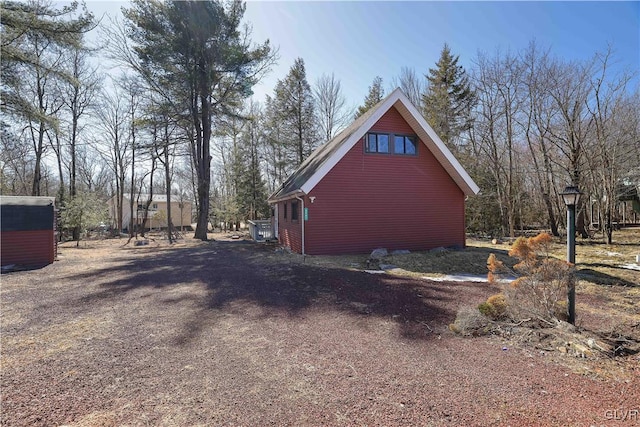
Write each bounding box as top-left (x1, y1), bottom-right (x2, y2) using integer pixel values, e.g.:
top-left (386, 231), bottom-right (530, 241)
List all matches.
top-left (86, 1), bottom-right (639, 107)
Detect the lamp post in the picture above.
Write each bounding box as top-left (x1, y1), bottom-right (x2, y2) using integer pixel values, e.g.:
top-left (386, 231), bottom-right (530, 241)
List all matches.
top-left (560, 185), bottom-right (582, 325)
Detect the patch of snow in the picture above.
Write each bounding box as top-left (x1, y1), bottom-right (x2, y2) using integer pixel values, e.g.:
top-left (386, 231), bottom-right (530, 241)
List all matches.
top-left (364, 270), bottom-right (386, 274)
top-left (619, 264), bottom-right (640, 271)
top-left (423, 274), bottom-right (515, 284)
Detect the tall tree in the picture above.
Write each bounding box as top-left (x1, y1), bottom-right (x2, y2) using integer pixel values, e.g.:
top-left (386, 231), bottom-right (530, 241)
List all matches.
top-left (545, 58), bottom-right (593, 237)
top-left (520, 42), bottom-right (561, 236)
top-left (355, 76), bottom-right (384, 118)
top-left (1, 0), bottom-right (95, 196)
top-left (262, 94), bottom-right (290, 192)
top-left (314, 73), bottom-right (351, 142)
top-left (95, 82), bottom-right (132, 233)
top-left (470, 49), bottom-right (524, 238)
top-left (1, 0), bottom-right (95, 121)
top-left (422, 43), bottom-right (475, 150)
top-left (61, 45), bottom-right (102, 239)
top-left (274, 58), bottom-right (317, 164)
top-left (237, 101), bottom-right (269, 220)
top-left (585, 47), bottom-right (636, 243)
top-left (122, 0), bottom-right (274, 240)
top-left (391, 66), bottom-right (424, 110)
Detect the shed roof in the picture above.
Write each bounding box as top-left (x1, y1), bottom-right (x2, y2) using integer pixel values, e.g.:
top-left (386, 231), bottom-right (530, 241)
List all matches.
top-left (0, 196), bottom-right (55, 207)
top-left (268, 88), bottom-right (479, 202)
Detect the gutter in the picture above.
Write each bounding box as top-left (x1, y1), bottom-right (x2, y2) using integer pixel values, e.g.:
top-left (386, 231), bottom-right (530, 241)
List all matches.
top-left (267, 189), bottom-right (305, 204)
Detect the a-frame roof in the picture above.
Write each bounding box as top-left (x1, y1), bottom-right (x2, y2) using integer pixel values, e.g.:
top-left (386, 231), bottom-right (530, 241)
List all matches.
top-left (268, 88), bottom-right (480, 202)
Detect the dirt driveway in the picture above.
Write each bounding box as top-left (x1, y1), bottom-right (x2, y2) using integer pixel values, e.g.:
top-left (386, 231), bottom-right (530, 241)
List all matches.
top-left (1, 238), bottom-right (638, 426)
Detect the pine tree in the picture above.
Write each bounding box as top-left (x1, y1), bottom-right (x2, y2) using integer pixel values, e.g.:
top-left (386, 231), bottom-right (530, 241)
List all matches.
top-left (422, 44), bottom-right (475, 150)
top-left (123, 0), bottom-right (273, 240)
top-left (355, 76), bottom-right (384, 118)
top-left (274, 58), bottom-right (317, 165)
top-left (1, 0), bottom-right (95, 121)
top-left (237, 103), bottom-right (270, 220)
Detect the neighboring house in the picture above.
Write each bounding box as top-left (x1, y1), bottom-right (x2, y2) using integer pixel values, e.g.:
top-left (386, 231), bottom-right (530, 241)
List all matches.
top-left (107, 194), bottom-right (192, 231)
top-left (1, 196), bottom-right (57, 268)
top-left (268, 88), bottom-right (480, 255)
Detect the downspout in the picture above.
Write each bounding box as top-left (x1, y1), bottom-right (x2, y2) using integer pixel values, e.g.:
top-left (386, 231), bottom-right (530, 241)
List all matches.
top-left (295, 195), bottom-right (305, 256)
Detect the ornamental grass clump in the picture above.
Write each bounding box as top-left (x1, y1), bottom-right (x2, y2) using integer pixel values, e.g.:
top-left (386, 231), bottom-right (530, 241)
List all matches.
top-left (486, 233), bottom-right (572, 326)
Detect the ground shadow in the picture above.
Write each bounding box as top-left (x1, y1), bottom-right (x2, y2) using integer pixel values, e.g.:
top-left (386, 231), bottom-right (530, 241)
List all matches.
top-left (63, 241), bottom-right (497, 345)
top-left (577, 267), bottom-right (639, 287)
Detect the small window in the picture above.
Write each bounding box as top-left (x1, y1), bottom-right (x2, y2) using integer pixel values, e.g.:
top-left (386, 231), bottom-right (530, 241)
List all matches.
top-left (291, 201), bottom-right (299, 221)
top-left (284, 203), bottom-right (287, 219)
top-left (137, 204), bottom-right (143, 211)
top-left (152, 203), bottom-right (158, 210)
top-left (365, 133), bottom-right (390, 153)
top-left (394, 135), bottom-right (417, 155)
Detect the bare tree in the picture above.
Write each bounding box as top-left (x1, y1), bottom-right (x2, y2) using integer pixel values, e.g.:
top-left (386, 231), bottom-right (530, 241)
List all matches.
top-left (471, 49), bottom-right (525, 238)
top-left (545, 58), bottom-right (594, 237)
top-left (314, 73), bottom-right (352, 142)
top-left (519, 42), bottom-right (561, 236)
top-left (391, 66), bottom-right (424, 110)
top-left (585, 47), bottom-right (636, 243)
top-left (94, 81), bottom-right (132, 233)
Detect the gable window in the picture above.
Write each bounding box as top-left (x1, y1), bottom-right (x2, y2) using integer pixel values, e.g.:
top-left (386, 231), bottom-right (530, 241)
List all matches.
top-left (365, 133), bottom-right (389, 153)
top-left (394, 135), bottom-right (417, 155)
top-left (366, 133), bottom-right (417, 155)
top-left (291, 201), bottom-right (299, 221)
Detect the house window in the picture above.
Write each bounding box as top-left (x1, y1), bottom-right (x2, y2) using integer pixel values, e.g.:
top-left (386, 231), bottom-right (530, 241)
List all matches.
top-left (152, 203), bottom-right (158, 210)
top-left (366, 132), bottom-right (417, 155)
top-left (394, 135), bottom-right (417, 155)
top-left (284, 203), bottom-right (287, 219)
top-left (365, 133), bottom-right (389, 153)
top-left (291, 201), bottom-right (299, 221)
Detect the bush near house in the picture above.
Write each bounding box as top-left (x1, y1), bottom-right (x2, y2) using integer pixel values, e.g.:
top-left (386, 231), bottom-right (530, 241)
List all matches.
top-left (486, 233), bottom-right (572, 325)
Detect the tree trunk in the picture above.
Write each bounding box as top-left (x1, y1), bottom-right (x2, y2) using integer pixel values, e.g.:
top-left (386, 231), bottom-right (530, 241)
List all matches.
top-left (164, 138), bottom-right (174, 244)
top-left (194, 65), bottom-right (211, 241)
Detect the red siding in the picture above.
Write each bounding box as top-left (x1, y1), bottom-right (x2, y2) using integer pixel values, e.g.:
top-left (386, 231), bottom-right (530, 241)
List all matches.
top-left (303, 106), bottom-right (466, 255)
top-left (1, 230), bottom-right (55, 267)
top-left (277, 200), bottom-right (302, 253)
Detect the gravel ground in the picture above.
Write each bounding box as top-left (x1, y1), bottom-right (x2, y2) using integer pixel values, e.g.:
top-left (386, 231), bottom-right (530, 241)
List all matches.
top-left (1, 238), bottom-right (638, 426)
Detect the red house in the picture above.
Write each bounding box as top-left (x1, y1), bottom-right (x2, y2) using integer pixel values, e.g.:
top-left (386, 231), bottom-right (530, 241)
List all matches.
top-left (268, 88), bottom-right (479, 255)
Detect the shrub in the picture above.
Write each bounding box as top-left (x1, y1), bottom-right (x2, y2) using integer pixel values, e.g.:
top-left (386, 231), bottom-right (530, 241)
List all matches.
top-left (478, 293), bottom-right (507, 320)
top-left (450, 307), bottom-right (492, 336)
top-left (487, 232), bottom-right (573, 326)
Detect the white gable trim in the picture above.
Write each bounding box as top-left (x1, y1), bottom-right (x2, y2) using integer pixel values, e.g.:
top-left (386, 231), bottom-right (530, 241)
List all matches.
top-left (300, 88), bottom-right (480, 196)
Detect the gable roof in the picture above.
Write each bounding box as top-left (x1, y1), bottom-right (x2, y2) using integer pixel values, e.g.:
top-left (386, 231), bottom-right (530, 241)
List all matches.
top-left (268, 88), bottom-right (480, 202)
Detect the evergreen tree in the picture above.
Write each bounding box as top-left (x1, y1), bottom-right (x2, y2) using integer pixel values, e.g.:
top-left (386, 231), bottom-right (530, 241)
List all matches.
top-left (422, 44), bottom-right (475, 150)
top-left (1, 0), bottom-right (95, 121)
top-left (274, 58), bottom-right (317, 165)
top-left (123, 0), bottom-right (273, 240)
top-left (355, 76), bottom-right (384, 118)
top-left (237, 105), bottom-right (269, 220)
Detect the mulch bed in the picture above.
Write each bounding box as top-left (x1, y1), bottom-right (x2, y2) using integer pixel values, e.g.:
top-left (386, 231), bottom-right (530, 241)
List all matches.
top-left (1, 238), bottom-right (638, 426)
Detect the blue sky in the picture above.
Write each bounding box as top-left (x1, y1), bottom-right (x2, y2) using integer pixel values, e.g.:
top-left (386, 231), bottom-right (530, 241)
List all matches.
top-left (86, 1), bottom-right (639, 107)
